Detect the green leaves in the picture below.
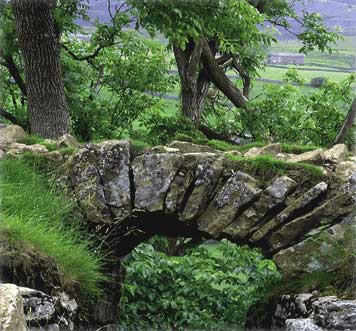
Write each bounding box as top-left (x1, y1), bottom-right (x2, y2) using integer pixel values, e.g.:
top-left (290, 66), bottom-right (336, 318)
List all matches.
top-left (118, 240), bottom-right (279, 330)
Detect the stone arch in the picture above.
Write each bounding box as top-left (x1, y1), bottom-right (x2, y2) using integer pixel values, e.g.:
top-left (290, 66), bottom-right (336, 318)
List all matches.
top-left (65, 140), bottom-right (356, 326)
top-left (66, 140), bottom-right (355, 261)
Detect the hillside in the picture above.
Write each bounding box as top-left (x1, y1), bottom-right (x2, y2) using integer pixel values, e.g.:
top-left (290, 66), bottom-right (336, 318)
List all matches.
top-left (79, 0), bottom-right (356, 37)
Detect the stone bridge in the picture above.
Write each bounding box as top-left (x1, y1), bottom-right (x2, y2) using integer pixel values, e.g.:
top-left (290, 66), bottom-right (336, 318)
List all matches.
top-left (66, 140), bottom-right (356, 273)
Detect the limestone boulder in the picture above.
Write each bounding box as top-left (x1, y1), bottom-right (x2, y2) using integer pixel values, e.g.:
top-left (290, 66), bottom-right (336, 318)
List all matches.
top-left (313, 296), bottom-right (356, 330)
top-left (289, 149), bottom-right (325, 164)
top-left (57, 134), bottom-right (81, 149)
top-left (66, 140), bottom-right (131, 223)
top-left (0, 284), bottom-right (27, 331)
top-left (7, 142), bottom-right (49, 155)
top-left (223, 176), bottom-right (297, 240)
top-left (244, 143), bottom-right (281, 158)
top-left (285, 319), bottom-right (325, 331)
top-left (198, 171), bottom-right (261, 237)
top-left (20, 288), bottom-right (77, 331)
top-left (164, 153), bottom-right (223, 219)
top-left (250, 181), bottom-right (328, 243)
top-left (132, 152), bottom-right (184, 212)
top-left (324, 144), bottom-right (348, 164)
top-left (179, 154), bottom-right (224, 221)
top-left (273, 211), bottom-right (356, 276)
top-left (0, 125), bottom-right (27, 144)
top-left (334, 160), bottom-right (356, 182)
top-left (96, 140), bottom-right (132, 221)
top-left (267, 192), bottom-right (354, 253)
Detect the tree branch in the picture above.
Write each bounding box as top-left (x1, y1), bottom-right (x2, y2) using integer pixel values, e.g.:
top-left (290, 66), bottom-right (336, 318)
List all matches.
top-left (331, 96), bottom-right (356, 147)
top-left (0, 48), bottom-right (27, 96)
top-left (201, 39), bottom-right (248, 109)
top-left (0, 108), bottom-right (20, 125)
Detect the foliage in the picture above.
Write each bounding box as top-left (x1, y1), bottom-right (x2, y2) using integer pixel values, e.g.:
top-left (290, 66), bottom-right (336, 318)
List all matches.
top-left (62, 32), bottom-right (175, 141)
top-left (243, 74), bottom-right (356, 146)
top-left (0, 158), bottom-right (105, 296)
top-left (138, 110), bottom-right (207, 145)
top-left (118, 240), bottom-right (280, 330)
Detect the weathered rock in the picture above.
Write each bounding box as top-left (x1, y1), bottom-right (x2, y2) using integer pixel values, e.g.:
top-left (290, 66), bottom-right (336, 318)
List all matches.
top-left (250, 182), bottom-right (328, 243)
top-left (7, 142), bottom-right (49, 155)
top-left (334, 160), bottom-right (356, 182)
top-left (67, 146), bottom-right (112, 223)
top-left (225, 150), bottom-right (242, 157)
top-left (223, 176), bottom-right (297, 240)
top-left (313, 296), bottom-right (356, 330)
top-left (285, 319), bottom-right (325, 331)
top-left (179, 154), bottom-right (224, 221)
top-left (0, 284), bottom-right (27, 331)
top-left (324, 144), bottom-right (348, 164)
top-left (67, 141), bottom-right (131, 223)
top-left (133, 152), bottom-right (184, 212)
top-left (289, 149), bottom-right (325, 164)
top-left (266, 192), bottom-right (354, 253)
top-left (244, 147), bottom-right (261, 158)
top-left (165, 153), bottom-right (222, 218)
top-left (96, 140), bottom-right (132, 221)
top-left (19, 287), bottom-right (77, 331)
top-left (168, 141), bottom-right (219, 154)
top-left (0, 149), bottom-right (5, 159)
top-left (244, 143), bottom-right (282, 158)
top-left (247, 293), bottom-right (356, 331)
top-left (56, 134), bottom-right (81, 149)
top-left (0, 125), bottom-right (27, 144)
top-left (273, 211), bottom-right (356, 276)
top-left (198, 171), bottom-right (261, 237)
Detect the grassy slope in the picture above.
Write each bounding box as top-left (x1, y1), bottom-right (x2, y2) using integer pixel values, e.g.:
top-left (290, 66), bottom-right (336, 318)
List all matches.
top-left (0, 158), bottom-right (105, 296)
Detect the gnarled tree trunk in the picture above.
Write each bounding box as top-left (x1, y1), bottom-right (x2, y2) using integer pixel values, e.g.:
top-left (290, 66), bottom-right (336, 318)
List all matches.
top-left (173, 41), bottom-right (210, 126)
top-left (11, 0), bottom-right (69, 139)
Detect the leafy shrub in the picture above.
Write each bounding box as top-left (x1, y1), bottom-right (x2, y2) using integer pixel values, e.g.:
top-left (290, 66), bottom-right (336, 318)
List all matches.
top-left (118, 240), bottom-right (280, 330)
top-left (140, 110), bottom-right (207, 145)
top-left (244, 74), bottom-right (356, 146)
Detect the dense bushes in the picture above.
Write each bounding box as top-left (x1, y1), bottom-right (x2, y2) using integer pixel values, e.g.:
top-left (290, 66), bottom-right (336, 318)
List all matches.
top-left (117, 239), bottom-right (280, 330)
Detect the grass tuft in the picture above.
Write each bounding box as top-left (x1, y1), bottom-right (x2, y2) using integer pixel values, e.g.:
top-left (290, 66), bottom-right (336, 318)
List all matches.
top-left (18, 135), bottom-right (57, 151)
top-left (226, 154), bottom-right (325, 178)
top-left (0, 158), bottom-right (105, 297)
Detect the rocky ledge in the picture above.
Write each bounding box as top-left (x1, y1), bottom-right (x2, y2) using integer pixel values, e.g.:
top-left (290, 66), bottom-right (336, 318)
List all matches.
top-left (246, 293), bottom-right (356, 330)
top-left (0, 283), bottom-right (77, 331)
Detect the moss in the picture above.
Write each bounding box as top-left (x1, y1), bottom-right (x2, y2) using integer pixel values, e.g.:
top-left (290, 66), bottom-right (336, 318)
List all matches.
top-left (280, 143), bottom-right (321, 154)
top-left (174, 136), bottom-right (321, 155)
top-left (129, 139), bottom-right (151, 156)
top-left (59, 146), bottom-right (77, 156)
top-left (226, 154), bottom-right (325, 179)
top-left (17, 135), bottom-right (56, 151)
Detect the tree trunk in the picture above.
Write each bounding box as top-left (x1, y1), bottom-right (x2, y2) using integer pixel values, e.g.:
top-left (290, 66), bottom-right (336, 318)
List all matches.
top-left (11, 0), bottom-right (69, 139)
top-left (173, 41), bottom-right (210, 125)
top-left (331, 96), bottom-right (356, 147)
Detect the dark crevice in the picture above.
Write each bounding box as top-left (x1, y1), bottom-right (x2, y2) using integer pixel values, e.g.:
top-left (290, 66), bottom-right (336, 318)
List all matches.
top-left (249, 189), bottom-right (328, 244)
top-left (128, 164), bottom-right (136, 211)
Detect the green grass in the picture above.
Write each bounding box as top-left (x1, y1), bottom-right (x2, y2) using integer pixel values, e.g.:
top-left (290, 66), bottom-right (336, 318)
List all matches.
top-left (18, 135), bottom-right (57, 152)
top-left (0, 158), bottom-right (105, 296)
top-left (204, 139), bottom-right (320, 155)
top-left (226, 154), bottom-right (325, 178)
